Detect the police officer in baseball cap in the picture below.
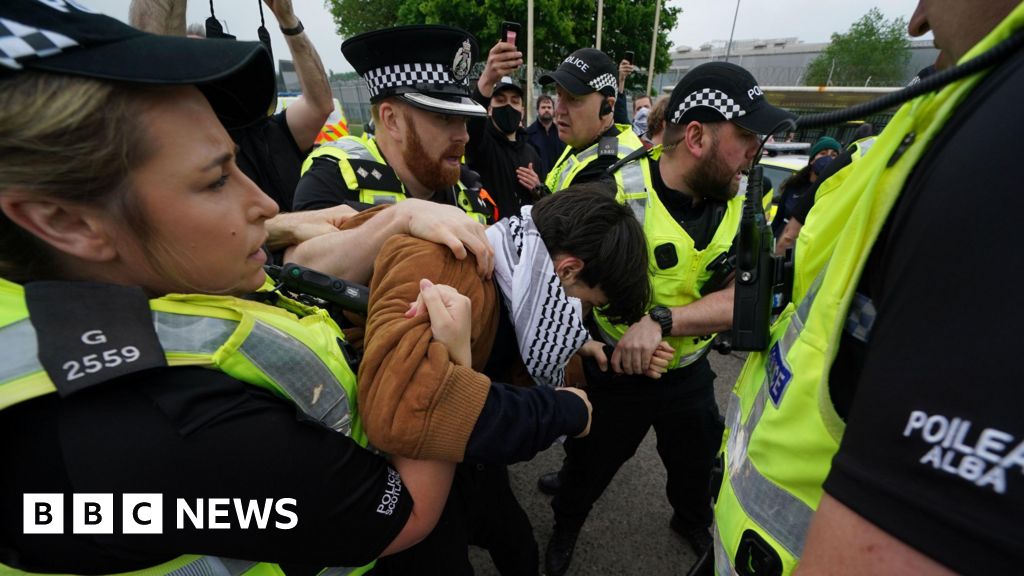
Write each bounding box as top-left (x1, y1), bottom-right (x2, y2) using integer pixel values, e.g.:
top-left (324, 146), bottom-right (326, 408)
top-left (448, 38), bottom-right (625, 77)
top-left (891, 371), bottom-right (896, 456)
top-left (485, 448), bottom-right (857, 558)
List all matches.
top-left (541, 61), bottom-right (794, 576)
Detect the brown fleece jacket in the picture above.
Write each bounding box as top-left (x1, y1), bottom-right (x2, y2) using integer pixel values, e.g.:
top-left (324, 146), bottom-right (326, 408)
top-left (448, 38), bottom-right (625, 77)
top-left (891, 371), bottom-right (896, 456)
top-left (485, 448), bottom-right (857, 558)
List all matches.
top-left (342, 207), bottom-right (499, 461)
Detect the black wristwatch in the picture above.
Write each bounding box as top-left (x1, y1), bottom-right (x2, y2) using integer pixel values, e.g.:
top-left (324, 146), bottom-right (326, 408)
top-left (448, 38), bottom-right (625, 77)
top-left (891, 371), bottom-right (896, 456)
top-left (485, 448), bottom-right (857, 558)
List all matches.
top-left (280, 20), bottom-right (305, 36)
top-left (649, 306), bottom-right (673, 337)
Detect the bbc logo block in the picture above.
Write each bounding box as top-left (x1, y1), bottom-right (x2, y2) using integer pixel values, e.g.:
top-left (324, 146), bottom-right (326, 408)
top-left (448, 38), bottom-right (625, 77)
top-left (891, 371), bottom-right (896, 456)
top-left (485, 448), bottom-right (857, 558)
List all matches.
top-left (24, 493), bottom-right (163, 534)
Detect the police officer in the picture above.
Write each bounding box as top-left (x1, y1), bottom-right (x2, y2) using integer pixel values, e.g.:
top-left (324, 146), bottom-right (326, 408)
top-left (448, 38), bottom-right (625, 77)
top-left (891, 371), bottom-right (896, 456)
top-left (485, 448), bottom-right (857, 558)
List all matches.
top-left (0, 2), bottom-right (464, 572)
top-left (293, 25), bottom-right (496, 224)
top-left (542, 62), bottom-right (794, 576)
top-left (540, 48), bottom-right (648, 194)
top-left (715, 1), bottom-right (1024, 574)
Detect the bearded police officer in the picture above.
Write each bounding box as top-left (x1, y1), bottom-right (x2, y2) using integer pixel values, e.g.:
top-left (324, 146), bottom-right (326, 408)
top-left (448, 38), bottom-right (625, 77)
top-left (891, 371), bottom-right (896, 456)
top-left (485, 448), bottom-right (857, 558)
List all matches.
top-left (542, 62), bottom-right (794, 576)
top-left (292, 25), bottom-right (496, 224)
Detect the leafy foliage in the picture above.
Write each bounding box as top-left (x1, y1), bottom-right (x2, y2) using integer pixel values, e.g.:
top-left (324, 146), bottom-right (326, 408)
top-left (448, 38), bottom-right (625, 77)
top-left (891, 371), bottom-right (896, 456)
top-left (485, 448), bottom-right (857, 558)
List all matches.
top-left (804, 7), bottom-right (910, 87)
top-left (325, 0), bottom-right (680, 88)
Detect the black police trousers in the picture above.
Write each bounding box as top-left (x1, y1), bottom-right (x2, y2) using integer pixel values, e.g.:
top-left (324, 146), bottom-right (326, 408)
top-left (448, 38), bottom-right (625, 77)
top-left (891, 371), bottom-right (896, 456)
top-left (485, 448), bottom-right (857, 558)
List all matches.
top-left (551, 356), bottom-right (724, 534)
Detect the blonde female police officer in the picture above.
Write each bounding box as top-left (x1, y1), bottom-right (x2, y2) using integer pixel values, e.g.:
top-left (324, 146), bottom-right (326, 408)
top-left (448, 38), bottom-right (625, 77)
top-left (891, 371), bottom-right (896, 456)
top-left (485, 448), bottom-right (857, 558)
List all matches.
top-left (0, 2), bottom-right (463, 572)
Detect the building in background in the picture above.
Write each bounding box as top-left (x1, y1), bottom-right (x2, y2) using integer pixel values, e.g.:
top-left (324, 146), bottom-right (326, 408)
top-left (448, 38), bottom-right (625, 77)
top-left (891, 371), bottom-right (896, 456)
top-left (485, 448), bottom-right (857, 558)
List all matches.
top-left (652, 38), bottom-right (939, 93)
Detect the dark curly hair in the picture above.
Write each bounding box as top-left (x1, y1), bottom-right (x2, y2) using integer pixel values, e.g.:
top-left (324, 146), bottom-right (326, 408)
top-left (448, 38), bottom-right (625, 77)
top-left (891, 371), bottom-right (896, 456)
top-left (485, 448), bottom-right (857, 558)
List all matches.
top-left (531, 182), bottom-right (651, 324)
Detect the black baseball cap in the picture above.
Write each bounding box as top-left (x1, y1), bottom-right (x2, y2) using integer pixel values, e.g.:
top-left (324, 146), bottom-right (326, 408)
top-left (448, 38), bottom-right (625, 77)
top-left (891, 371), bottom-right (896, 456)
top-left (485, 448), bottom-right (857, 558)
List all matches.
top-left (667, 62), bottom-right (794, 134)
top-left (493, 75), bottom-right (523, 98)
top-left (342, 25), bottom-right (487, 117)
top-left (0, 0), bottom-right (275, 129)
top-left (539, 48), bottom-right (617, 97)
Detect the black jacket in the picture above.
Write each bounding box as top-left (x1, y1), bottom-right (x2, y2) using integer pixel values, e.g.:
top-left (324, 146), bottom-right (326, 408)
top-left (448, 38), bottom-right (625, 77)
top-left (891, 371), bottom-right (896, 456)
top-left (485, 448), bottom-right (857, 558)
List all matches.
top-left (467, 89), bottom-right (547, 220)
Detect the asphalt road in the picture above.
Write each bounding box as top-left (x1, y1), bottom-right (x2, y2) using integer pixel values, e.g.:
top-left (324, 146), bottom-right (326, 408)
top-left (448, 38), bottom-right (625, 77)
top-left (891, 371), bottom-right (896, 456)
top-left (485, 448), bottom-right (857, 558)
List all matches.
top-left (469, 351), bottom-right (747, 576)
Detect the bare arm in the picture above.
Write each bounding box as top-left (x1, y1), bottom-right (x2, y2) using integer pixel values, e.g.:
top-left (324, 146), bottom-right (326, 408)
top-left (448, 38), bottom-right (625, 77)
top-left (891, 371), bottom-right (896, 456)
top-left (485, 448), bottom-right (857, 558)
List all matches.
top-left (796, 494), bottom-right (956, 576)
top-left (775, 219), bottom-right (802, 256)
top-left (612, 283), bottom-right (734, 375)
top-left (265, 204), bottom-right (356, 250)
top-left (669, 282), bottom-right (734, 336)
top-left (285, 199), bottom-right (493, 285)
top-left (128, 0), bottom-right (186, 35)
top-left (476, 41), bottom-right (522, 99)
top-left (265, 0), bottom-right (333, 151)
top-left (380, 457), bottom-right (456, 556)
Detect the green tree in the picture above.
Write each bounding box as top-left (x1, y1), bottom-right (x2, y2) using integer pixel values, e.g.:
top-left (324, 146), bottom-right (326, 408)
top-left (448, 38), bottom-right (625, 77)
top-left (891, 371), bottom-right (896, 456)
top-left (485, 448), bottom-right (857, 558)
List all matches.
top-left (326, 0), bottom-right (679, 86)
top-left (327, 0), bottom-right (407, 40)
top-left (804, 7), bottom-right (910, 87)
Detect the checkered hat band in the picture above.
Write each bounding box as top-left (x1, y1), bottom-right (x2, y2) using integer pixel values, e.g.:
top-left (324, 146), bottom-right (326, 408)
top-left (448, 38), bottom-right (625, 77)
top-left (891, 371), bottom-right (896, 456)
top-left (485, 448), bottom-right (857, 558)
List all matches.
top-left (0, 18), bottom-right (79, 71)
top-left (588, 72), bottom-right (617, 93)
top-left (671, 88), bottom-right (746, 124)
top-left (364, 62), bottom-right (457, 98)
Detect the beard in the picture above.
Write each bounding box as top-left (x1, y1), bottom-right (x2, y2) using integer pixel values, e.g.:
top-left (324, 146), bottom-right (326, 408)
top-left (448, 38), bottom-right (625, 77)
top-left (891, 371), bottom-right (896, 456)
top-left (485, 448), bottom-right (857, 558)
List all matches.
top-left (402, 116), bottom-right (463, 192)
top-left (683, 136), bottom-right (741, 201)
top-left (539, 111), bottom-right (553, 122)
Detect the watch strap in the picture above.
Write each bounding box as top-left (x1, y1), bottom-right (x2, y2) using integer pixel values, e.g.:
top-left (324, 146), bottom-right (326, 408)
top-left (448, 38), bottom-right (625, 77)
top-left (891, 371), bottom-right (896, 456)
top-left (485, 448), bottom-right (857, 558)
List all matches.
top-left (280, 20), bottom-right (304, 36)
top-left (649, 306), bottom-right (673, 337)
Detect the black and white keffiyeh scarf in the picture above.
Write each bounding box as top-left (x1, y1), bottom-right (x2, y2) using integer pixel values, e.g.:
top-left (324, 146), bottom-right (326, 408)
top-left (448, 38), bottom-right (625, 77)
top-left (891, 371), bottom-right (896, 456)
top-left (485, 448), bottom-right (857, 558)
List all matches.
top-left (485, 206), bottom-right (590, 388)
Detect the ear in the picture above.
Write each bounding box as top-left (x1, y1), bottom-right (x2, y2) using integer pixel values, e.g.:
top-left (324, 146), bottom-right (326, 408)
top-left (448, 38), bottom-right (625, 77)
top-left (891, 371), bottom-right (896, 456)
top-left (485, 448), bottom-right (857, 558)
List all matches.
top-left (553, 254), bottom-right (585, 285)
top-left (684, 121), bottom-right (708, 159)
top-left (378, 100), bottom-right (405, 141)
top-left (0, 193), bottom-right (118, 263)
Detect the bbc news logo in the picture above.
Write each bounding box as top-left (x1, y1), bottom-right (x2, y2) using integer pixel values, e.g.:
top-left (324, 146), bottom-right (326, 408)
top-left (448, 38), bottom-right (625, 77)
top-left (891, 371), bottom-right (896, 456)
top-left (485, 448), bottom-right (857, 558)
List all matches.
top-left (24, 494), bottom-right (298, 534)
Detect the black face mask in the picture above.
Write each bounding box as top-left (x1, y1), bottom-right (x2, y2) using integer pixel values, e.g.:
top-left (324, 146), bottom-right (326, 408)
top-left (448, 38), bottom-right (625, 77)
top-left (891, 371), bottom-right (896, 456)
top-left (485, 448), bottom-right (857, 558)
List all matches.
top-left (491, 105), bottom-right (523, 134)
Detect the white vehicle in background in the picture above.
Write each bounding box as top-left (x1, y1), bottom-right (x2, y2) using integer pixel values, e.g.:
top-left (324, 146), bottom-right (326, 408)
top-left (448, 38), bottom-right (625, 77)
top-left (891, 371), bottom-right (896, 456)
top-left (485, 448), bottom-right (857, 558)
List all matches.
top-left (758, 142), bottom-right (811, 222)
top-left (276, 95), bottom-right (349, 145)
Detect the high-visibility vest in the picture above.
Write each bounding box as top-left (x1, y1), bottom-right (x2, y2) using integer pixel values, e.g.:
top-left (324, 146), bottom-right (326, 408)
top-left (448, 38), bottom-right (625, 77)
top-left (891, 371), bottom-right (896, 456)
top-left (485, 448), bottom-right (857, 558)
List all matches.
top-left (712, 6), bottom-right (1024, 574)
top-left (0, 277), bottom-right (372, 576)
top-left (545, 124), bottom-right (647, 196)
top-left (790, 136), bottom-right (876, 304)
top-left (594, 170), bottom-right (743, 369)
top-left (301, 136), bottom-right (493, 223)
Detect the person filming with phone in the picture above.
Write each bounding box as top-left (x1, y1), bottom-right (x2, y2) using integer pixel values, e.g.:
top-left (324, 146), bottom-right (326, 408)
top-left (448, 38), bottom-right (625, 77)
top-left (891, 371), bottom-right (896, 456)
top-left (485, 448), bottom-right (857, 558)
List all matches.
top-left (465, 23), bottom-right (548, 220)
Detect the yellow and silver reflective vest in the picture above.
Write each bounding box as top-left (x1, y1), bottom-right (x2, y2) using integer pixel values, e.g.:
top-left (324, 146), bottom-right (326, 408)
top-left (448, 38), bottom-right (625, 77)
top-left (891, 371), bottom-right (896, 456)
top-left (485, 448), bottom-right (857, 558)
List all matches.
top-left (301, 135), bottom-right (493, 224)
top-left (712, 6), bottom-right (1024, 574)
top-left (545, 124), bottom-right (647, 197)
top-left (791, 135), bottom-right (876, 304)
top-left (594, 169), bottom-right (743, 369)
top-left (0, 277), bottom-right (372, 576)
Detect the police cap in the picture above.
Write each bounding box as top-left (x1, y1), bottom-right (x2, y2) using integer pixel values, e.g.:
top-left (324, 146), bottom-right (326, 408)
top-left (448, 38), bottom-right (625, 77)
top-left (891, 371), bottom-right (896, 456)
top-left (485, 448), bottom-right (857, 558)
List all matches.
top-left (342, 25), bottom-right (487, 117)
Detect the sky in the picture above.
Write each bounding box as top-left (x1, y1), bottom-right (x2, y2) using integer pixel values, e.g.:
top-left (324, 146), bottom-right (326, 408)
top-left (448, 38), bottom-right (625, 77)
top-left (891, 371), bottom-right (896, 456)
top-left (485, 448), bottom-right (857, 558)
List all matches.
top-left (85, 0), bottom-right (931, 74)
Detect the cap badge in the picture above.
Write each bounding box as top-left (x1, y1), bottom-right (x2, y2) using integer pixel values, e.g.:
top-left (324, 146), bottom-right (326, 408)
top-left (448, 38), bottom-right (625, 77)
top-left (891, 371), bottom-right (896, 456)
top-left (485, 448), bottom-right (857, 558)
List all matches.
top-left (452, 39), bottom-right (472, 82)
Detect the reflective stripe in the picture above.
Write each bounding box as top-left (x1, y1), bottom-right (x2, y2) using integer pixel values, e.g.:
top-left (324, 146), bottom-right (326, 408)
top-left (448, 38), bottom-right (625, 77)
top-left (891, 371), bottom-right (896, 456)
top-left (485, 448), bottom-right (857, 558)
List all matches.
top-left (554, 145), bottom-right (599, 191)
top-left (713, 523), bottom-right (736, 576)
top-left (854, 137), bottom-right (877, 157)
top-left (725, 386), bottom-right (813, 558)
top-left (155, 312), bottom-right (235, 355)
top-left (0, 312), bottom-right (351, 436)
top-left (676, 345), bottom-right (710, 368)
top-left (240, 320), bottom-right (352, 435)
top-left (778, 311), bottom-right (802, 360)
top-left (365, 193), bottom-right (399, 205)
top-left (0, 319), bottom-right (41, 385)
top-left (555, 155), bottom-right (578, 191)
top-left (167, 557), bottom-right (256, 576)
top-left (322, 138), bottom-right (376, 161)
top-left (719, 258), bottom-right (826, 561)
top-left (620, 160), bottom-right (647, 223)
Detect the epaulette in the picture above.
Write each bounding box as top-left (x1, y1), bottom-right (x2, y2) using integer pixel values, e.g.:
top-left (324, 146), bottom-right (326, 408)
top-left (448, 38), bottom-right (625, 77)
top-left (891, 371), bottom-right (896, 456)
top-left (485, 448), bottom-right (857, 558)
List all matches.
top-left (598, 136), bottom-right (619, 158)
top-left (346, 158), bottom-right (404, 193)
